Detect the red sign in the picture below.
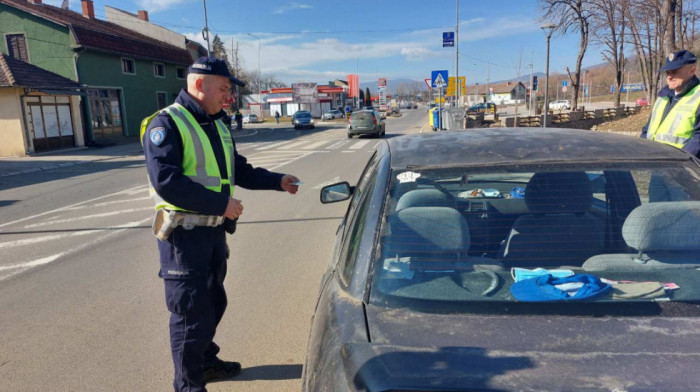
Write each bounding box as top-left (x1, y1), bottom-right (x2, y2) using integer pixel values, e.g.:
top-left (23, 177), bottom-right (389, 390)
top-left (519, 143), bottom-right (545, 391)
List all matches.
top-left (347, 74), bottom-right (359, 98)
top-left (424, 78), bottom-right (432, 89)
top-left (378, 78), bottom-right (387, 87)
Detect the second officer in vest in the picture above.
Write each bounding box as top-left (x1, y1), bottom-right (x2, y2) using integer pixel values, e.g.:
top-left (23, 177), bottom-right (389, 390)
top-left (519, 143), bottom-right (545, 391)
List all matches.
top-left (641, 49), bottom-right (700, 158)
top-left (142, 57), bottom-right (300, 392)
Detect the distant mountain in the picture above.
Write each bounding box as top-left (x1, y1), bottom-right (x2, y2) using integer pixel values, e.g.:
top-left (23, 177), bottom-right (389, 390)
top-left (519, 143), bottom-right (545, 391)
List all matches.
top-left (359, 78), bottom-right (426, 95)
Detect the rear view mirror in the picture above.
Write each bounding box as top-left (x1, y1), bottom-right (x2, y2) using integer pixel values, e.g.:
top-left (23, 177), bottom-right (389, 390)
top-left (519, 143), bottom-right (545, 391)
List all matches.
top-left (320, 182), bottom-right (353, 203)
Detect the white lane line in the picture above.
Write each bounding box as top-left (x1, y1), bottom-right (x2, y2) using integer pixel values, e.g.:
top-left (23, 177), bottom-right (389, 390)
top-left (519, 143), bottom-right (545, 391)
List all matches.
top-left (256, 141), bottom-right (293, 150)
top-left (266, 151), bottom-right (315, 171)
top-left (373, 142), bottom-right (382, 149)
top-left (64, 196), bottom-right (152, 210)
top-left (0, 184), bottom-right (149, 230)
top-left (22, 207), bottom-right (153, 228)
top-left (0, 218), bottom-right (151, 282)
top-left (326, 141), bottom-right (348, 150)
top-left (350, 140), bottom-right (371, 149)
top-left (341, 151), bottom-right (355, 153)
top-left (313, 176), bottom-right (343, 190)
top-left (278, 141), bottom-right (310, 150)
top-left (302, 141), bottom-right (329, 150)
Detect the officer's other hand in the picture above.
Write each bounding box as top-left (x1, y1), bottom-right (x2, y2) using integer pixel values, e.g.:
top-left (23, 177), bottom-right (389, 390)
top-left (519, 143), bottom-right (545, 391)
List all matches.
top-left (224, 198), bottom-right (244, 219)
top-left (280, 174), bottom-right (300, 195)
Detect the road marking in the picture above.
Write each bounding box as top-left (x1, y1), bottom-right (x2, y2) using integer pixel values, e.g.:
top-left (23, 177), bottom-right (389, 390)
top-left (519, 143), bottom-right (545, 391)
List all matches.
top-left (64, 196), bottom-right (152, 210)
top-left (0, 184), bottom-right (149, 230)
top-left (265, 151), bottom-right (315, 171)
top-left (373, 142), bottom-right (382, 149)
top-left (302, 141), bottom-right (328, 149)
top-left (326, 141), bottom-right (349, 150)
top-left (350, 140), bottom-right (370, 149)
top-left (22, 207), bottom-right (153, 228)
top-left (341, 151), bottom-right (355, 153)
top-left (256, 141), bottom-right (293, 150)
top-left (279, 141), bottom-right (310, 150)
top-left (313, 176), bottom-right (343, 190)
top-left (0, 218), bottom-right (151, 282)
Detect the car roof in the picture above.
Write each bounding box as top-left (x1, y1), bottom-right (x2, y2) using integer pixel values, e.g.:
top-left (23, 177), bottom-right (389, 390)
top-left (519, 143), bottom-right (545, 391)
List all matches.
top-left (386, 128), bottom-right (693, 169)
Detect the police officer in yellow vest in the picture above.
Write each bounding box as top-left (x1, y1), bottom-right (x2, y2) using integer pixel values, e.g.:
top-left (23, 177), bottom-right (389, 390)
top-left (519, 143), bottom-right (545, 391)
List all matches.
top-left (141, 57), bottom-right (300, 392)
top-left (641, 50), bottom-right (700, 158)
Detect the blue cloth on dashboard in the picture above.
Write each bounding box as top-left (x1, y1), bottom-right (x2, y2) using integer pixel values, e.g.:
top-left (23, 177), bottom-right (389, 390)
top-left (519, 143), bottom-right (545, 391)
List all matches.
top-left (510, 274), bottom-right (612, 302)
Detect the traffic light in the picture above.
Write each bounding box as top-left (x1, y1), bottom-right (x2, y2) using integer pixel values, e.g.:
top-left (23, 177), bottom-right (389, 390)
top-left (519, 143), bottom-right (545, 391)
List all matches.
top-left (532, 76), bottom-right (539, 92)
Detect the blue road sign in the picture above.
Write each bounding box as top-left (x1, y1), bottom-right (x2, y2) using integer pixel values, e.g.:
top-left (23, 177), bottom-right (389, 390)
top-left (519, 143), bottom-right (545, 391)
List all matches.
top-left (621, 83), bottom-right (644, 92)
top-left (585, 85), bottom-right (589, 96)
top-left (443, 32), bottom-right (454, 47)
top-left (610, 85), bottom-right (615, 93)
top-left (431, 70), bottom-right (449, 88)
top-left (563, 80), bottom-right (568, 87)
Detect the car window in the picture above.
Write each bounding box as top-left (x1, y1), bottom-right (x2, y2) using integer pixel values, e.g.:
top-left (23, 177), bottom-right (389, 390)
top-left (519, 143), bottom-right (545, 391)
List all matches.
top-left (370, 163), bottom-right (700, 312)
top-left (352, 112), bottom-right (374, 121)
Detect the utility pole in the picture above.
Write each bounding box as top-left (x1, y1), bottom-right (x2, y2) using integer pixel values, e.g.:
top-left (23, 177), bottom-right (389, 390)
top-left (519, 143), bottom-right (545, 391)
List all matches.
top-left (528, 52), bottom-right (533, 116)
top-left (455, 0), bottom-right (460, 107)
top-left (625, 71), bottom-right (630, 106)
top-left (202, 0), bottom-right (211, 55)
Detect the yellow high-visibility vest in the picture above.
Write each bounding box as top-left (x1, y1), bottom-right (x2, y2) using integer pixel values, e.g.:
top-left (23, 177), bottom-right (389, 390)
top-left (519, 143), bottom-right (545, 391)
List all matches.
top-left (140, 102), bottom-right (235, 211)
top-left (647, 84), bottom-right (700, 149)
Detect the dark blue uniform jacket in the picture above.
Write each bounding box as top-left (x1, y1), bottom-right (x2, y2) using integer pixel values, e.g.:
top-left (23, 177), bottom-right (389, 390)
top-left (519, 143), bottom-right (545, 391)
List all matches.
top-left (641, 75), bottom-right (700, 157)
top-left (143, 89), bottom-right (284, 216)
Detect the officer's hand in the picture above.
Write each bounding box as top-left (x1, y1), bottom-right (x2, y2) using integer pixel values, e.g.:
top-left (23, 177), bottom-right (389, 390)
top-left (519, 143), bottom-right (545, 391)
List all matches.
top-left (280, 174), bottom-right (300, 195)
top-left (224, 198), bottom-right (244, 219)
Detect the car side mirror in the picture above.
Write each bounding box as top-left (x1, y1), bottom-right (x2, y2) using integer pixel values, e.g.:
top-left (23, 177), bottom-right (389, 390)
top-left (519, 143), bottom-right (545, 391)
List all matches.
top-left (320, 182), bottom-right (353, 203)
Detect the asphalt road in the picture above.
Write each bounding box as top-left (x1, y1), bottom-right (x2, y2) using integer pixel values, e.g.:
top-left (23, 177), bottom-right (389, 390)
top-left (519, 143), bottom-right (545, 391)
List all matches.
top-left (0, 108), bottom-right (426, 391)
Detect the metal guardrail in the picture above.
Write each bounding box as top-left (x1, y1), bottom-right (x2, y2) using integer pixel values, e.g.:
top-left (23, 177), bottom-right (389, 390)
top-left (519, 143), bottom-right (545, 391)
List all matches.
top-left (518, 116), bottom-right (541, 127)
top-left (551, 113), bottom-right (570, 124)
top-left (602, 108), bottom-right (618, 119)
top-left (583, 110), bottom-right (596, 119)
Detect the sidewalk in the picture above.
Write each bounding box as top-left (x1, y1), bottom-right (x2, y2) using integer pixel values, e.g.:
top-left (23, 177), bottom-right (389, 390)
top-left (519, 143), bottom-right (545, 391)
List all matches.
top-left (0, 142), bottom-right (144, 178)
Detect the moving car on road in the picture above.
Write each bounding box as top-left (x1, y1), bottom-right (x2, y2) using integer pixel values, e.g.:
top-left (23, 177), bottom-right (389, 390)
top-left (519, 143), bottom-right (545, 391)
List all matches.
top-left (292, 110), bottom-right (314, 130)
top-left (303, 128), bottom-right (700, 392)
top-left (549, 99), bottom-right (571, 110)
top-left (347, 110), bottom-right (385, 138)
top-left (322, 110), bottom-right (344, 120)
top-left (242, 113), bottom-right (258, 124)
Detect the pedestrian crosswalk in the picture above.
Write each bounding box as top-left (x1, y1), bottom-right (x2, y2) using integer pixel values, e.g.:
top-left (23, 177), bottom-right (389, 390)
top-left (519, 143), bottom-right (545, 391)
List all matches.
top-left (236, 138), bottom-right (382, 153)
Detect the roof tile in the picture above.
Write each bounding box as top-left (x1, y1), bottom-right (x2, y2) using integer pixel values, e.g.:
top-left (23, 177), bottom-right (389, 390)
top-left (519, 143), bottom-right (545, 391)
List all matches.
top-left (0, 53), bottom-right (81, 89)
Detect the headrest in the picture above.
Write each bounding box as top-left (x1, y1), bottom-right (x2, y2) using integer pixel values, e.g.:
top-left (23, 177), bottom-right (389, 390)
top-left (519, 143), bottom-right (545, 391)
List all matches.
top-left (394, 207), bottom-right (470, 251)
top-left (396, 188), bottom-right (452, 211)
top-left (525, 172), bottom-right (592, 214)
top-left (622, 201), bottom-right (700, 252)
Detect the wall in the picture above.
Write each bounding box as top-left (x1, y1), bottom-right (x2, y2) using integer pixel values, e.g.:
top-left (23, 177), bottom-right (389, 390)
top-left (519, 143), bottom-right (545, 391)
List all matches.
top-left (105, 6), bottom-right (185, 48)
top-left (77, 51), bottom-right (186, 137)
top-left (0, 89), bottom-right (28, 156)
top-left (0, 4), bottom-right (76, 80)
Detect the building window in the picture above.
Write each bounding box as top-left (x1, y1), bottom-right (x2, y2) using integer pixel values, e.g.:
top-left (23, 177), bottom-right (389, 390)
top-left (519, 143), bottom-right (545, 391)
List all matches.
top-left (121, 58), bottom-right (135, 74)
top-left (6, 34), bottom-right (29, 62)
top-left (156, 92), bottom-right (167, 109)
top-left (154, 62), bottom-right (165, 78)
top-left (176, 67), bottom-right (186, 79)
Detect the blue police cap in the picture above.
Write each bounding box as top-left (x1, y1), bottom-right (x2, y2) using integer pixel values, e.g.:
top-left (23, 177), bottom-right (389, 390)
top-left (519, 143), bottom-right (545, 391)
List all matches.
top-left (188, 56), bottom-right (245, 87)
top-left (660, 50), bottom-right (697, 72)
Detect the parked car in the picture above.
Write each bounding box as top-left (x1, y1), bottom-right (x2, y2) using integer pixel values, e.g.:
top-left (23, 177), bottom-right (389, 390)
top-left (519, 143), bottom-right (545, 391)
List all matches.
top-left (549, 99), bottom-right (571, 110)
top-left (347, 110), bottom-right (385, 138)
top-left (467, 102), bottom-right (496, 113)
top-left (322, 110), bottom-right (344, 120)
top-left (637, 97), bottom-right (649, 106)
top-left (303, 128), bottom-right (700, 392)
top-left (292, 110), bottom-right (314, 130)
top-left (242, 113), bottom-right (258, 124)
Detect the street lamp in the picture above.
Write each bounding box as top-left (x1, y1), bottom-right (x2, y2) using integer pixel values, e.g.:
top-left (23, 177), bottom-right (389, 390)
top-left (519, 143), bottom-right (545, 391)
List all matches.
top-left (541, 23), bottom-right (556, 128)
top-left (247, 33), bottom-right (262, 119)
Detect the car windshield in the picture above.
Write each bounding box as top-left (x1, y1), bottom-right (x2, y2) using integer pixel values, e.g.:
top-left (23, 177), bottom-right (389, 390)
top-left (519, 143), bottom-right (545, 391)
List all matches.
top-left (352, 112), bottom-right (374, 121)
top-left (296, 112), bottom-right (311, 118)
top-left (370, 162), bottom-right (700, 313)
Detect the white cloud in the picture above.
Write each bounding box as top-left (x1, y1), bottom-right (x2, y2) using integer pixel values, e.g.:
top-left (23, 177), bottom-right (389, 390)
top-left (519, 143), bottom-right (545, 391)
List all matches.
top-left (273, 2), bottom-right (312, 14)
top-left (400, 47), bottom-right (434, 61)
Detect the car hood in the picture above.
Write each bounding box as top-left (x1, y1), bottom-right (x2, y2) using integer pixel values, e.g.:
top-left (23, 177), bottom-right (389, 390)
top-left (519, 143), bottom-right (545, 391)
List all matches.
top-left (356, 304), bottom-right (700, 391)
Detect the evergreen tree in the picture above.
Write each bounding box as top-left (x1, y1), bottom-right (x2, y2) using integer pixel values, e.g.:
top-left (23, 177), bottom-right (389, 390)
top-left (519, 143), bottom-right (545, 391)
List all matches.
top-left (365, 87), bottom-right (372, 107)
top-left (212, 34), bottom-right (232, 70)
top-left (358, 89), bottom-right (365, 104)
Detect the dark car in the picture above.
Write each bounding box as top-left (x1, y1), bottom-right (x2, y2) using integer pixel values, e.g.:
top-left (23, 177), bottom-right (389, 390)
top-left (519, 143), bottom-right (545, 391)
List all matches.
top-left (303, 128), bottom-right (700, 392)
top-left (467, 102), bottom-right (496, 113)
top-left (347, 110), bottom-right (385, 138)
top-left (292, 110), bottom-right (314, 130)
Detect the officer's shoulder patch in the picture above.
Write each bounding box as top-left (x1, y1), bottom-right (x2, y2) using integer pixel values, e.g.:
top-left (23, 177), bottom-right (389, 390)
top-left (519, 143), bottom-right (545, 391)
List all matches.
top-left (150, 127), bottom-right (167, 146)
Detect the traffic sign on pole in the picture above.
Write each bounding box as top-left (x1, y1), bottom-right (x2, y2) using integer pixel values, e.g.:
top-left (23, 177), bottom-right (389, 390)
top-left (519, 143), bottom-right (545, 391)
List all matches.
top-left (563, 80), bottom-right (568, 87)
top-left (431, 70), bottom-right (448, 88)
top-left (442, 32), bottom-right (454, 47)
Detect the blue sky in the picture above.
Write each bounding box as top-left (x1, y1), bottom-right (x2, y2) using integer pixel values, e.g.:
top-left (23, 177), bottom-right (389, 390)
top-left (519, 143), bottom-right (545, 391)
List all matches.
top-left (46, 0), bottom-right (609, 86)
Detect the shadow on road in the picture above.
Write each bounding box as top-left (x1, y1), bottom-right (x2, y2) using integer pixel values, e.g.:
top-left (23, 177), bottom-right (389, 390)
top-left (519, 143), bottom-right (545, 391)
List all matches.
top-left (208, 364), bottom-right (303, 383)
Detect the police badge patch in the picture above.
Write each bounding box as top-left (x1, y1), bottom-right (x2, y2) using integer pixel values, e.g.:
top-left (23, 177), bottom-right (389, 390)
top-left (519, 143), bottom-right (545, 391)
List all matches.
top-left (668, 53), bottom-right (675, 61)
top-left (150, 127), bottom-right (166, 146)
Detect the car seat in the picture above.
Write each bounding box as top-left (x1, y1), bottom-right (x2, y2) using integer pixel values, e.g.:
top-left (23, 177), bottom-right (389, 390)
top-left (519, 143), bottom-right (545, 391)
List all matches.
top-left (583, 201), bottom-right (700, 271)
top-left (500, 172), bottom-right (603, 268)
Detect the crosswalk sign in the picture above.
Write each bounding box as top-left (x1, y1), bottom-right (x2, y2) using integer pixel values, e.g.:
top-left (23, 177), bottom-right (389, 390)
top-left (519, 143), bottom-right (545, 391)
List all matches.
top-left (431, 70), bottom-right (448, 88)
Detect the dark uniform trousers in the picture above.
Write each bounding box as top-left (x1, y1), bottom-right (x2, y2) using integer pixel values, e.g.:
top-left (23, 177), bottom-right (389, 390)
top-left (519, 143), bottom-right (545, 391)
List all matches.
top-left (158, 225), bottom-right (228, 392)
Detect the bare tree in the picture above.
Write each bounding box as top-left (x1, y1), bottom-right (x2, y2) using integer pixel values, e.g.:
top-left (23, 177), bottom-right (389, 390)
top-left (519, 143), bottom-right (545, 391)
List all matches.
top-left (540, 0), bottom-right (594, 110)
top-left (626, 0), bottom-right (665, 104)
top-left (591, 0), bottom-right (627, 106)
